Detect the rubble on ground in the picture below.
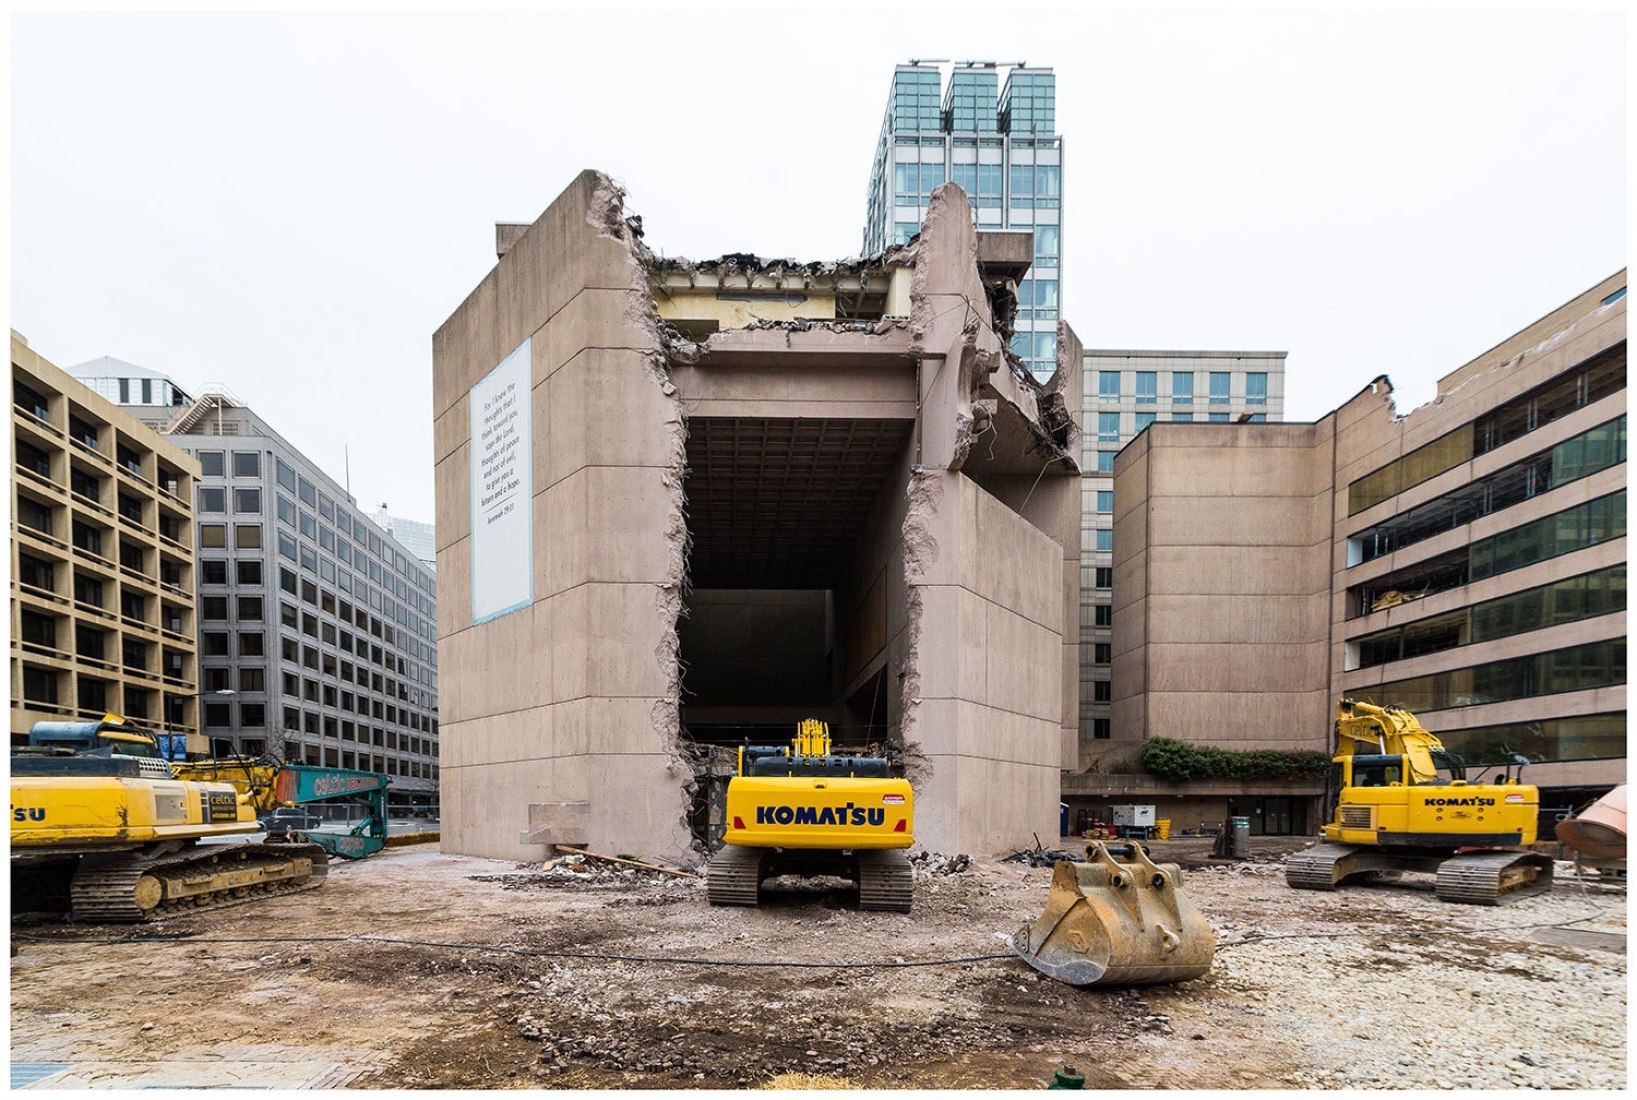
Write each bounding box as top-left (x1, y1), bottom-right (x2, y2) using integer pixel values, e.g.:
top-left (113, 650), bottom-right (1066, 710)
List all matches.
top-left (473, 852), bottom-right (699, 891)
top-left (908, 851), bottom-right (971, 878)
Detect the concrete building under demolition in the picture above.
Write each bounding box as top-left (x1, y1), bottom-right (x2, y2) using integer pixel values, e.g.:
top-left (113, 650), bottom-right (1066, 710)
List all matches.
top-left (433, 171), bottom-right (1083, 863)
top-left (1086, 272), bottom-right (1626, 836)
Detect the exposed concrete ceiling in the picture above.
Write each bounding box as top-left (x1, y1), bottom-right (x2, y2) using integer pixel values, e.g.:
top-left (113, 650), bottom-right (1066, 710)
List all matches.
top-left (684, 416), bottom-right (914, 589)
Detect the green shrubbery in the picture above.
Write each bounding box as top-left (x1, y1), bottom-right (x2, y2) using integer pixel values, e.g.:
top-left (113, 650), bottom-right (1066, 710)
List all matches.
top-left (1140, 737), bottom-right (1330, 782)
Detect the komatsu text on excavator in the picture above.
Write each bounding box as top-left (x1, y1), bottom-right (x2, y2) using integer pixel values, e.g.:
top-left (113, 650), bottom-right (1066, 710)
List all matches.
top-left (706, 719), bottom-right (914, 912)
top-left (1286, 699), bottom-right (1553, 904)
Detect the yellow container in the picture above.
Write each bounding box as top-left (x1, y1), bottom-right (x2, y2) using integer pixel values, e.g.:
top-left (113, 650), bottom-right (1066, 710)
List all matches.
top-left (1156, 818), bottom-right (1171, 840)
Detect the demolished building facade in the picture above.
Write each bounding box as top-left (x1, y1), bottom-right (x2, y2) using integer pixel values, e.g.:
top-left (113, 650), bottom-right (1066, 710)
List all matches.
top-left (433, 171), bottom-right (1082, 862)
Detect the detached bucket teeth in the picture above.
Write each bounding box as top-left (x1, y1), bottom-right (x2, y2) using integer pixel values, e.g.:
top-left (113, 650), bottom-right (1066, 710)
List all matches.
top-left (1007, 842), bottom-right (1215, 987)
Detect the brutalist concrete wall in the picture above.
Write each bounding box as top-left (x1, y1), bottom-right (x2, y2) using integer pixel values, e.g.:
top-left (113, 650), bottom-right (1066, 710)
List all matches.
top-left (1108, 422), bottom-right (1336, 759)
top-left (432, 171), bottom-right (692, 863)
top-left (900, 185), bottom-right (1079, 852)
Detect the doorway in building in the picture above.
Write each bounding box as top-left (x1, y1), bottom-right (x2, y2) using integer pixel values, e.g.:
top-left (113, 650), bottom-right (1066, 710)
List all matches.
top-left (1226, 796), bottom-right (1308, 836)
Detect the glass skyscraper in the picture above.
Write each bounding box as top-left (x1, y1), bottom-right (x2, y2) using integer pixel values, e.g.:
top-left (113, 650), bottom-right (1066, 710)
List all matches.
top-left (863, 62), bottom-right (1062, 379)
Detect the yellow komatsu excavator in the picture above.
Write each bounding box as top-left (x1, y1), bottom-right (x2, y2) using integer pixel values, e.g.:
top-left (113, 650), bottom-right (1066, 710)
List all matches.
top-left (707, 719), bottom-right (915, 912)
top-left (1286, 699), bottom-right (1553, 904)
top-left (10, 715), bottom-right (329, 922)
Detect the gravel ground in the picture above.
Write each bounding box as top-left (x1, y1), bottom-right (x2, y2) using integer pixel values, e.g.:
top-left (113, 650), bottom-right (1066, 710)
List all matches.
top-left (8, 840), bottom-right (1626, 1090)
top-left (1152, 861), bottom-right (1627, 1090)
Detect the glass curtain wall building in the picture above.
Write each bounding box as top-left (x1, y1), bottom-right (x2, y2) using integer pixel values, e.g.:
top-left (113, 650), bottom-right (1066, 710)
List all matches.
top-left (863, 62), bottom-right (1063, 379)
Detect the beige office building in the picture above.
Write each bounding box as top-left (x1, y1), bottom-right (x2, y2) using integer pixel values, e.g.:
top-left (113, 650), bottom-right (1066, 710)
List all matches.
top-left (1087, 272), bottom-right (1626, 834)
top-left (11, 332), bottom-right (203, 746)
top-left (433, 172), bottom-right (1083, 863)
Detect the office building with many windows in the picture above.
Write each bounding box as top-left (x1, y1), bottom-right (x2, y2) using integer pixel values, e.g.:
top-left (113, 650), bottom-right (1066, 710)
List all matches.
top-left (1074, 350), bottom-right (1287, 766)
top-left (1080, 273), bottom-right (1625, 835)
top-left (11, 332), bottom-right (203, 745)
top-left (863, 62), bottom-right (1062, 379)
top-left (158, 394), bottom-right (440, 811)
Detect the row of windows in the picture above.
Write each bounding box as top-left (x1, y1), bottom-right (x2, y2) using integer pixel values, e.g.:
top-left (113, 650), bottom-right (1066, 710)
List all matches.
top-left (1435, 712), bottom-right (1626, 767)
top-left (1350, 566), bottom-right (1624, 669)
top-left (1470, 489), bottom-right (1626, 581)
top-left (273, 713), bottom-right (434, 759)
top-left (1351, 415), bottom-right (1625, 565)
top-left (1098, 370), bottom-right (1269, 404)
top-left (1094, 410), bottom-right (1268, 442)
top-left (198, 486), bottom-right (260, 514)
top-left (1347, 343), bottom-right (1625, 515)
top-left (1348, 491), bottom-right (1625, 617)
top-left (196, 450), bottom-right (261, 479)
top-left (1348, 638), bottom-right (1625, 713)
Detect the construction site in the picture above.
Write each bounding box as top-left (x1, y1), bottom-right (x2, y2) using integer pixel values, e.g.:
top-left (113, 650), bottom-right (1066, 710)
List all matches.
top-left (9, 171), bottom-right (1627, 1089)
top-left (8, 833), bottom-right (1626, 1090)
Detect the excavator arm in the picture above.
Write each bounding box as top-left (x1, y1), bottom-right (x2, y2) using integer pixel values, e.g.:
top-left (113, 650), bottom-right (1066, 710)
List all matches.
top-left (1334, 699), bottom-right (1445, 784)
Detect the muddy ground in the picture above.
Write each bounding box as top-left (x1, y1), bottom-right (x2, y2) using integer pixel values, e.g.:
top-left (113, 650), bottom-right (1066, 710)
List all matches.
top-left (8, 838), bottom-right (1626, 1090)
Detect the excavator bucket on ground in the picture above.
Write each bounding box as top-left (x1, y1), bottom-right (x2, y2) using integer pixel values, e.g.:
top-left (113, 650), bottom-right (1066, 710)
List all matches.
top-left (1004, 842), bottom-right (1215, 987)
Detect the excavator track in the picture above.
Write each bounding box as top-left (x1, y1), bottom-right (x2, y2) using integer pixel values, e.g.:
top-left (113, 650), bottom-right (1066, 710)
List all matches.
top-left (69, 842), bottom-right (329, 923)
top-left (706, 845), bottom-right (764, 907)
top-left (1284, 843), bottom-right (1414, 890)
top-left (856, 849), bottom-right (913, 913)
top-left (1435, 851), bottom-right (1554, 905)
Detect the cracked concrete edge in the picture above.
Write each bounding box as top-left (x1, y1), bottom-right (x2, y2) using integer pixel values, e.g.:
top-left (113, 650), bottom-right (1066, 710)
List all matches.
top-left (896, 468), bottom-right (943, 790)
top-left (589, 172), bottom-right (697, 859)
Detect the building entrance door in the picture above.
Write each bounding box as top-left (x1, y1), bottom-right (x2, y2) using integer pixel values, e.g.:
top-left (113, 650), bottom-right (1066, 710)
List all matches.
top-left (1227, 796), bottom-right (1307, 836)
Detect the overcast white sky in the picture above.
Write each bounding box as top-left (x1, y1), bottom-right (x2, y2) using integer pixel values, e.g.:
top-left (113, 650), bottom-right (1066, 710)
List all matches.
top-left (8, 4), bottom-right (1627, 523)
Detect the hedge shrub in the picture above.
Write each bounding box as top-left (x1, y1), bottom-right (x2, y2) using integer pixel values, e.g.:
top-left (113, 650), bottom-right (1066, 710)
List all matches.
top-left (1140, 737), bottom-right (1330, 782)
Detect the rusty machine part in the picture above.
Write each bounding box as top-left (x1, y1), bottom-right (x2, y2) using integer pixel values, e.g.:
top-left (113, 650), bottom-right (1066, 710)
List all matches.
top-left (1004, 842), bottom-right (1215, 987)
top-left (1555, 785), bottom-right (1627, 862)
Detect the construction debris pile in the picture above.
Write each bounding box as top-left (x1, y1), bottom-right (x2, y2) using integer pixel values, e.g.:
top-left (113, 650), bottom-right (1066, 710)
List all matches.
top-left (476, 849), bottom-right (699, 892)
top-left (908, 851), bottom-right (971, 879)
top-left (1001, 846), bottom-right (1087, 868)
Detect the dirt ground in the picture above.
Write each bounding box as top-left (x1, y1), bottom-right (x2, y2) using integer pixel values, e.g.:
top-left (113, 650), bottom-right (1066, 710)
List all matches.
top-left (7, 837), bottom-right (1627, 1090)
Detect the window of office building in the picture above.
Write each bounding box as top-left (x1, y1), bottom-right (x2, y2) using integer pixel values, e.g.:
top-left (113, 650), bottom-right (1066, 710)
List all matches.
top-left (239, 632), bottom-right (265, 657)
top-left (1093, 604), bottom-right (1112, 626)
top-left (234, 488), bottom-right (261, 514)
top-left (1135, 372), bottom-right (1156, 405)
top-left (1094, 567), bottom-right (1112, 588)
top-left (1246, 372), bottom-right (1268, 405)
top-left (1094, 643), bottom-right (1112, 663)
top-left (197, 451), bottom-right (225, 477)
top-left (1099, 371), bottom-right (1120, 399)
top-left (1096, 491), bottom-right (1113, 513)
top-left (1096, 451), bottom-right (1116, 473)
top-left (235, 523), bottom-right (262, 549)
top-left (1354, 417), bottom-right (1626, 563)
top-left (1209, 372), bottom-right (1231, 404)
top-left (1171, 372), bottom-right (1193, 404)
top-left (1135, 412), bottom-right (1155, 433)
top-left (1092, 681), bottom-right (1111, 702)
top-left (1209, 413), bottom-right (1229, 423)
top-left (1093, 719), bottom-right (1111, 740)
top-left (1098, 412), bottom-right (1119, 443)
top-left (201, 560), bottom-right (228, 585)
top-left (1173, 413), bottom-right (1195, 422)
top-left (200, 524), bottom-right (226, 549)
top-left (1352, 639), bottom-right (1625, 713)
top-left (1436, 712), bottom-right (1626, 766)
top-left (197, 486), bottom-right (225, 513)
top-left (232, 451), bottom-right (261, 478)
